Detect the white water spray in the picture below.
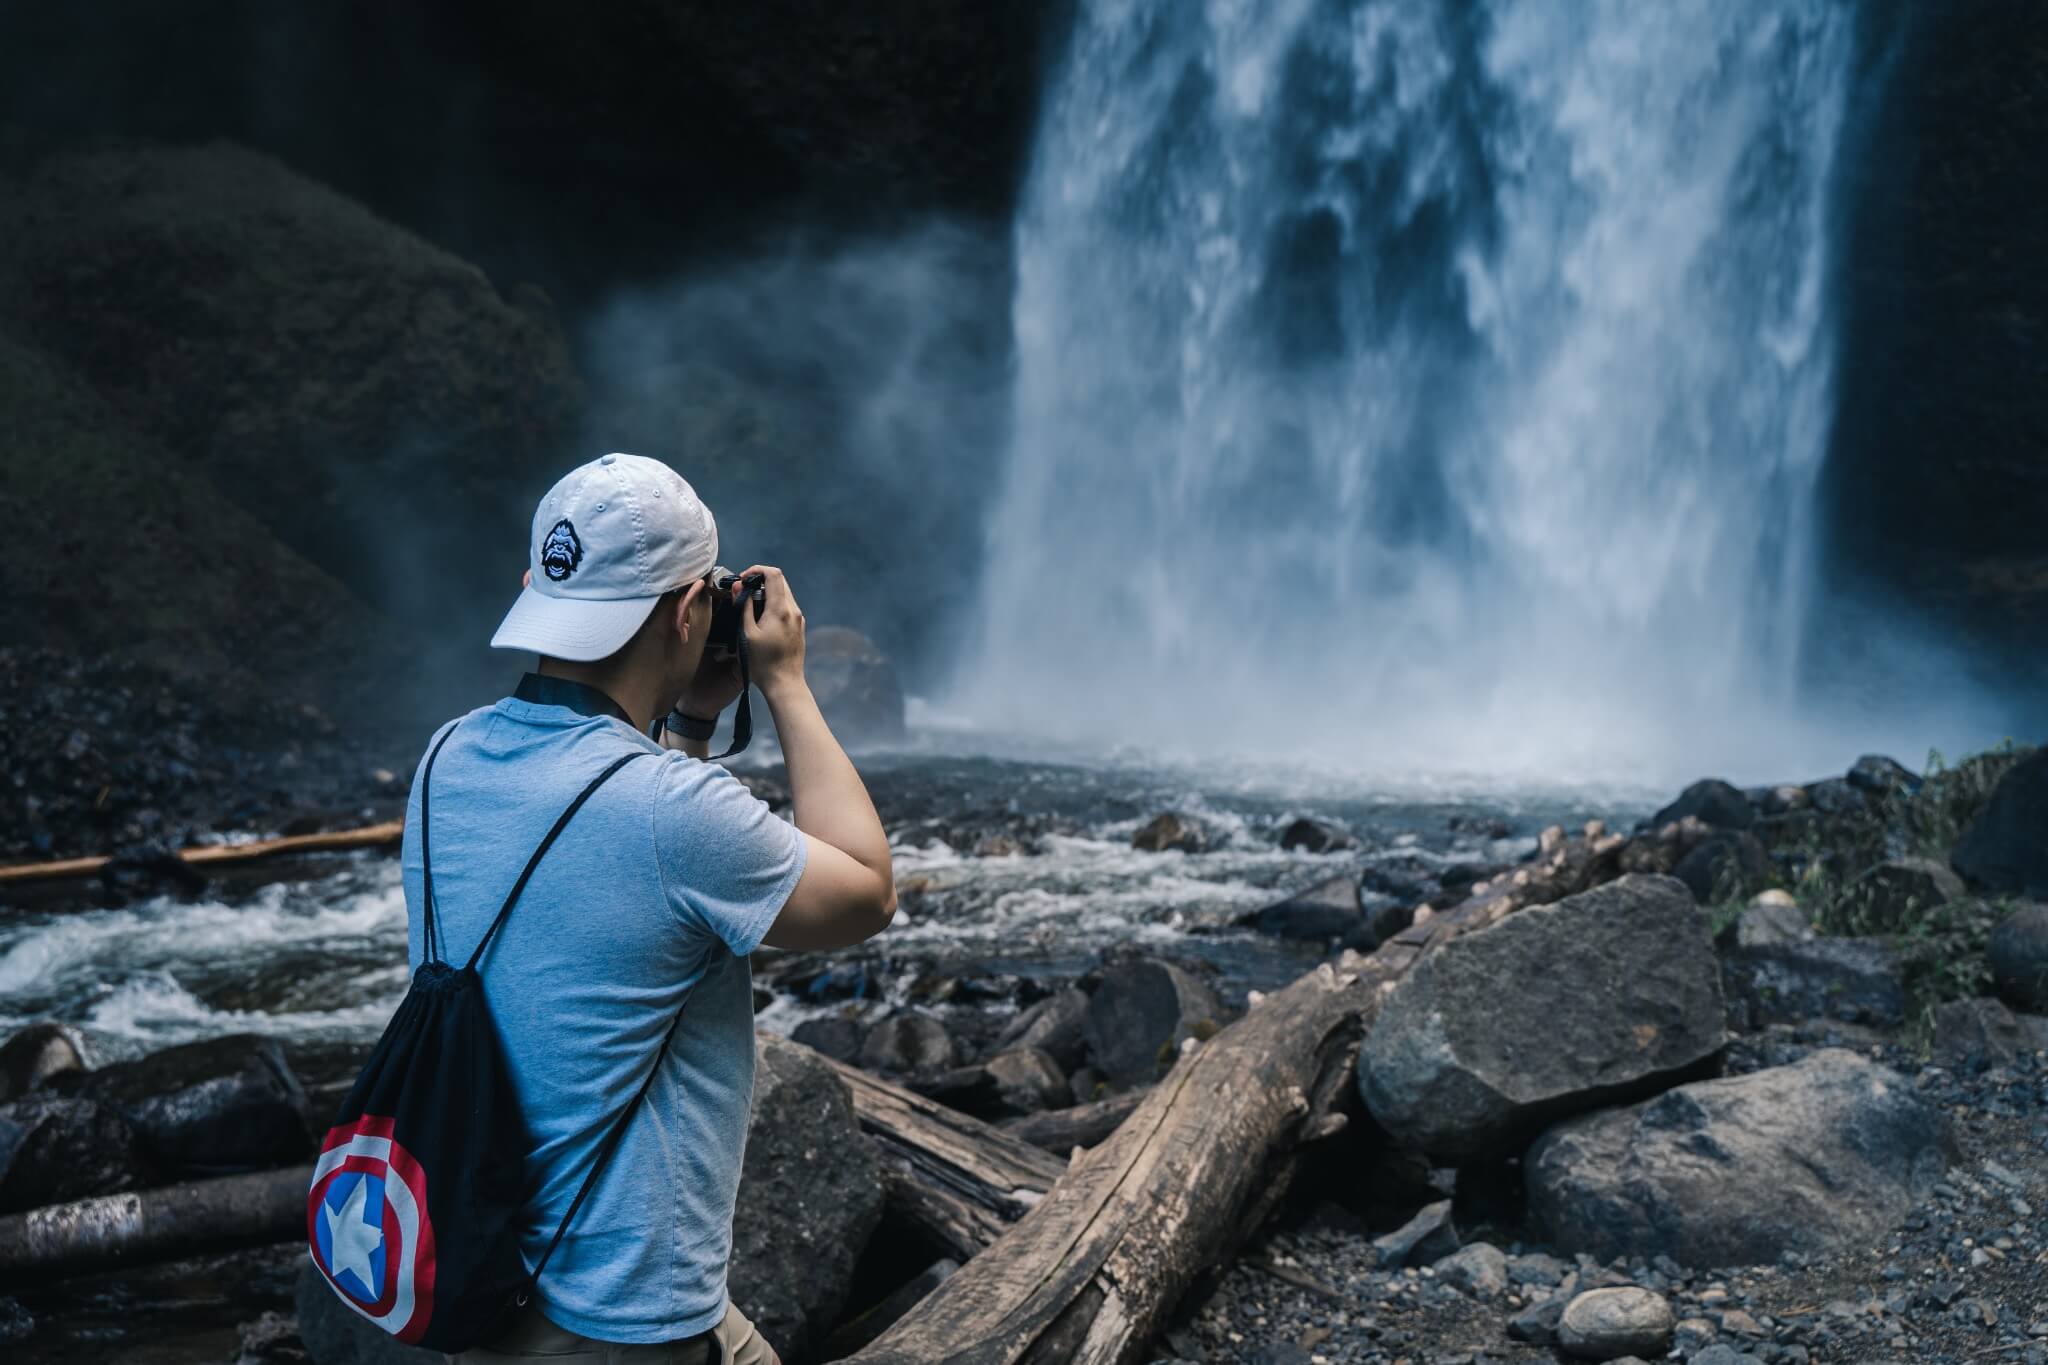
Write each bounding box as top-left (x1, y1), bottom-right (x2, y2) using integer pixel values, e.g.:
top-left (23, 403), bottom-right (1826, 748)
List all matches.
top-left (961, 0), bottom-right (1864, 781)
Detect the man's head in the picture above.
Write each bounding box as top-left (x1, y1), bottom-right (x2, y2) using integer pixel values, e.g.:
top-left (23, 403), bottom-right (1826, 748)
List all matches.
top-left (492, 453), bottom-right (723, 707)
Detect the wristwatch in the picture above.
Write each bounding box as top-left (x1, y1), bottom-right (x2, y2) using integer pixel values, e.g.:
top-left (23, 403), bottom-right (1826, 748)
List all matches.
top-left (664, 709), bottom-right (717, 742)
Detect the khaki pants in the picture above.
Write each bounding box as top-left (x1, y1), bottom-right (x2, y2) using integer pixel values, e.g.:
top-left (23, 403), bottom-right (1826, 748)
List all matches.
top-left (455, 1299), bottom-right (780, 1365)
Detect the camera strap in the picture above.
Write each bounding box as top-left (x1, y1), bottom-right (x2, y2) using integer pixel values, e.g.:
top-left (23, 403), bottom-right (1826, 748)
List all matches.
top-left (717, 623), bottom-right (754, 759)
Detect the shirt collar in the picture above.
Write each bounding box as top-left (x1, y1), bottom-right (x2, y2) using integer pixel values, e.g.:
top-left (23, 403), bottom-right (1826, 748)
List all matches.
top-left (512, 672), bottom-right (634, 727)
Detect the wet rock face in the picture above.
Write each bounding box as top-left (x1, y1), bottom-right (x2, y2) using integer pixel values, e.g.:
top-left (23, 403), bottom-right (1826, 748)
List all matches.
top-left (992, 987), bottom-right (1090, 1072)
top-left (1132, 812), bottom-right (1206, 853)
top-left (0, 133), bottom-right (583, 627)
top-left (803, 626), bottom-right (907, 746)
top-left (731, 1034), bottom-right (887, 1362)
top-left (1246, 874), bottom-right (1366, 943)
top-left (1525, 1048), bottom-right (1955, 1267)
top-left (1954, 750), bottom-right (2048, 898)
top-left (47, 1033), bottom-right (315, 1178)
top-left (1649, 779), bottom-right (1755, 831)
top-left (1988, 903), bottom-right (2048, 1012)
top-left (1083, 959), bottom-right (1224, 1088)
top-left (0, 1022), bottom-right (85, 1102)
top-left (857, 1012), bottom-right (958, 1075)
top-left (1672, 830), bottom-right (1770, 903)
top-left (0, 1094), bottom-right (152, 1213)
top-left (1358, 874), bottom-right (1726, 1164)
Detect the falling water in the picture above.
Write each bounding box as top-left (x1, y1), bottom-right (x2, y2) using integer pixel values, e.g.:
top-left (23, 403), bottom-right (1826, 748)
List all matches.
top-left (961, 0), bottom-right (1861, 781)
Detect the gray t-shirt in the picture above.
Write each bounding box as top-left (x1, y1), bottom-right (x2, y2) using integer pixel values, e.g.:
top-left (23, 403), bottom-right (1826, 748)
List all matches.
top-left (400, 682), bottom-right (807, 1343)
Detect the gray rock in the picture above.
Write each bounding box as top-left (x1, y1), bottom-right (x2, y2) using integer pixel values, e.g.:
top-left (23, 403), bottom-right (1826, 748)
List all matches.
top-left (993, 988), bottom-right (1091, 1071)
top-left (1688, 1346), bottom-right (1761, 1365)
top-left (1084, 960), bottom-right (1223, 1088)
top-left (1507, 1250), bottom-right (1569, 1287)
top-left (1370, 1198), bottom-right (1459, 1268)
top-left (1246, 874), bottom-right (1364, 942)
top-left (0, 1094), bottom-right (152, 1213)
top-left (857, 1012), bottom-right (957, 1074)
top-left (1720, 935), bottom-right (1906, 1029)
top-left (730, 1034), bottom-right (887, 1360)
top-left (49, 1034), bottom-right (314, 1177)
top-left (1674, 831), bottom-right (1771, 903)
top-left (1848, 754), bottom-right (1920, 794)
top-left (1506, 1295), bottom-right (1566, 1345)
top-left (1839, 857), bottom-right (1966, 931)
top-left (1433, 1241), bottom-right (1509, 1296)
top-left (1932, 996), bottom-right (2048, 1068)
top-left (790, 1015), bottom-right (864, 1064)
top-left (1526, 1048), bottom-right (1955, 1267)
top-left (1132, 812), bottom-right (1206, 853)
top-left (0, 1022), bottom-right (85, 1102)
top-left (1989, 904), bottom-right (2048, 1012)
top-left (1278, 817), bottom-right (1352, 853)
top-left (983, 1046), bottom-right (1067, 1115)
top-left (1804, 777), bottom-right (1869, 816)
top-left (1357, 875), bottom-right (1726, 1163)
top-left (296, 1260), bottom-right (440, 1364)
top-left (1717, 891), bottom-right (1810, 950)
top-left (1650, 779), bottom-right (1755, 831)
top-left (804, 626), bottom-right (906, 745)
top-left (1556, 1286), bottom-right (1675, 1360)
top-left (1952, 749), bottom-right (2048, 898)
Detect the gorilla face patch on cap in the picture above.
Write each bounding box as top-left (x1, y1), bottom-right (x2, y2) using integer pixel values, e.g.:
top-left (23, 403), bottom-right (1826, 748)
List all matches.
top-left (540, 519), bottom-right (583, 581)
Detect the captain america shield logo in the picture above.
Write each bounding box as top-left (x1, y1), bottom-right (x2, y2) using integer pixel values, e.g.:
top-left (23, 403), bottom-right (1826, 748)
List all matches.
top-left (307, 1115), bottom-right (437, 1342)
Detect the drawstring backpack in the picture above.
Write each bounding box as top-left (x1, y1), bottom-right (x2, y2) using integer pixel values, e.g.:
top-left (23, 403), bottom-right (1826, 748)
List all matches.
top-left (306, 723), bottom-right (687, 1350)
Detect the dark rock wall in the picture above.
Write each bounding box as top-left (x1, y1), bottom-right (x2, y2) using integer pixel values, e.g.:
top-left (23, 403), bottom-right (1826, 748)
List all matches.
top-left (1823, 0), bottom-right (2048, 686)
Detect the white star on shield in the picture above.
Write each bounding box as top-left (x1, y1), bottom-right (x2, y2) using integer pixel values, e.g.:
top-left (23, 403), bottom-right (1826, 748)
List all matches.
top-left (322, 1173), bottom-right (386, 1299)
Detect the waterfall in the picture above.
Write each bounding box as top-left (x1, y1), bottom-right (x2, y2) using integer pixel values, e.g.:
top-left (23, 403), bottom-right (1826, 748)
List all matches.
top-left (960, 0), bottom-right (1859, 779)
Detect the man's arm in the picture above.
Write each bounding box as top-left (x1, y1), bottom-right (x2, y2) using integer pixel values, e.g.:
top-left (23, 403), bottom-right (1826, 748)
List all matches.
top-left (731, 567), bottom-right (896, 951)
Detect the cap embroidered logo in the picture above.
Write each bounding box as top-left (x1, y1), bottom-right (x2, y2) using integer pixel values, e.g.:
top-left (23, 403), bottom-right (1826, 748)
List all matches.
top-left (540, 519), bottom-right (583, 581)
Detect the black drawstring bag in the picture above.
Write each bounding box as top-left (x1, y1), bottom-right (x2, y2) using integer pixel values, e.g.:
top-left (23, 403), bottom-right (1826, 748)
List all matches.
top-left (306, 725), bottom-right (684, 1351)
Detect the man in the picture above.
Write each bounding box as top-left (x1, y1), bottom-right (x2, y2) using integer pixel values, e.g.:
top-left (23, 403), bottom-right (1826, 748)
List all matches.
top-left (403, 452), bottom-right (896, 1364)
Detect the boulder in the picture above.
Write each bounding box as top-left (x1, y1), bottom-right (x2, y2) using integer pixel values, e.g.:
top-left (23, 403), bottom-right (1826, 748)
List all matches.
top-left (1649, 780), bottom-right (1754, 831)
top-left (992, 987), bottom-right (1090, 1071)
top-left (1526, 1048), bottom-right (1955, 1267)
top-left (1804, 777), bottom-right (1869, 816)
top-left (0, 134), bottom-right (583, 626)
top-left (1720, 936), bottom-right (1906, 1030)
top-left (1838, 857), bottom-right (1966, 931)
top-left (48, 1034), bottom-right (314, 1177)
top-left (1370, 1198), bottom-right (1459, 1268)
top-left (1432, 1241), bottom-right (1509, 1297)
top-left (804, 627), bottom-right (906, 746)
top-left (790, 1016), bottom-right (865, 1064)
top-left (1507, 1295), bottom-right (1567, 1345)
top-left (0, 1022), bottom-right (85, 1102)
top-left (1278, 817), bottom-right (1351, 853)
top-left (1847, 754), bottom-right (1920, 794)
top-left (730, 1034), bottom-right (887, 1360)
top-left (1557, 1287), bottom-right (1675, 1360)
top-left (295, 1260), bottom-right (440, 1364)
top-left (1931, 996), bottom-right (2048, 1068)
top-left (1245, 874), bottom-right (1365, 942)
top-left (0, 1094), bottom-right (152, 1213)
top-left (1084, 960), bottom-right (1224, 1088)
top-left (1673, 831), bottom-right (1770, 903)
top-left (857, 1012), bottom-right (958, 1075)
top-left (1357, 875), bottom-right (1725, 1163)
top-left (1132, 813), bottom-right (1206, 854)
top-left (1951, 749), bottom-right (2048, 897)
top-left (983, 1047), bottom-right (1067, 1115)
top-left (1715, 891), bottom-right (1810, 950)
top-left (1988, 903), bottom-right (2048, 1011)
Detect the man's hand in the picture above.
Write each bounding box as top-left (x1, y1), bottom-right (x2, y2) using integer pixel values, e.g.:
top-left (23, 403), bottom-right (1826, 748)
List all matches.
top-left (676, 646), bottom-right (743, 721)
top-left (737, 566), bottom-right (808, 700)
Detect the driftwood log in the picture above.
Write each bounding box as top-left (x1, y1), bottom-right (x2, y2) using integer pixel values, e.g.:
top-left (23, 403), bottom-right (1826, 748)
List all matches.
top-left (844, 820), bottom-right (1619, 1365)
top-left (998, 1090), bottom-right (1146, 1154)
top-left (0, 820), bottom-right (404, 885)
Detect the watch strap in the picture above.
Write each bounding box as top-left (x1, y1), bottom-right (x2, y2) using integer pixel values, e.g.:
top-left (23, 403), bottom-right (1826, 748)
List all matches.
top-left (665, 709), bottom-right (717, 742)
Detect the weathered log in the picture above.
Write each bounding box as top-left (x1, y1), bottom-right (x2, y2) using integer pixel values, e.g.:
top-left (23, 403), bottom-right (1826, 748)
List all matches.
top-left (998, 1090), bottom-right (1146, 1154)
top-left (0, 820), bottom-right (403, 885)
top-left (846, 867), bottom-right (1545, 1365)
top-left (829, 1057), bottom-right (1067, 1261)
top-left (0, 1164), bottom-right (307, 1279)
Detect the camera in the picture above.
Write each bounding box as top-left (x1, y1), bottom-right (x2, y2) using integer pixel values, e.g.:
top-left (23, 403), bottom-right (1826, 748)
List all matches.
top-left (706, 568), bottom-right (767, 656)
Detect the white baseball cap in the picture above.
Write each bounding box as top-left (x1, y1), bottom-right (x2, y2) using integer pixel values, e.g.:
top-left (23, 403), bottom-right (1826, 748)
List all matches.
top-left (490, 452), bottom-right (720, 661)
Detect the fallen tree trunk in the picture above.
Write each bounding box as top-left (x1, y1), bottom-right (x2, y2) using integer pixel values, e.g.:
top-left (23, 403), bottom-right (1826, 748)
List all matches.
top-left (846, 865), bottom-right (1554, 1365)
top-left (829, 1058), bottom-right (1067, 1261)
top-left (0, 1165), bottom-right (307, 1280)
top-left (0, 820), bottom-right (404, 885)
top-left (999, 1090), bottom-right (1146, 1154)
